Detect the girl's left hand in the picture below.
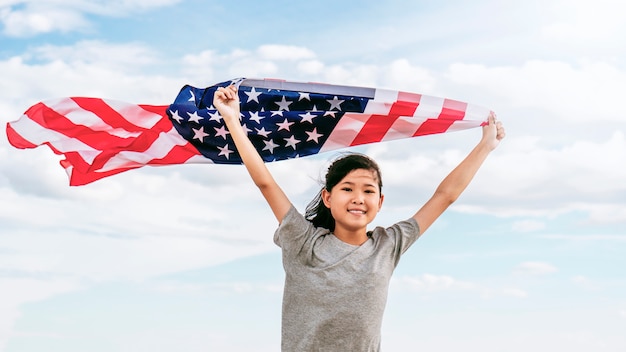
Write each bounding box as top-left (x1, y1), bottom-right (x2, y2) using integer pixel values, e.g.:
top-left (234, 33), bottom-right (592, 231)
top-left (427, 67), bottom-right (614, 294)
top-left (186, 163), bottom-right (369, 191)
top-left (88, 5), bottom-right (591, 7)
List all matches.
top-left (481, 112), bottom-right (506, 150)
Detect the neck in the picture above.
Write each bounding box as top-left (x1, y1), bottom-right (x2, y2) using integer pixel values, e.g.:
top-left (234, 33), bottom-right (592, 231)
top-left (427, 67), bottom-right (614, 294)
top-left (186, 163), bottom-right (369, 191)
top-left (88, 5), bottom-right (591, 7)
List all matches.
top-left (333, 228), bottom-right (368, 245)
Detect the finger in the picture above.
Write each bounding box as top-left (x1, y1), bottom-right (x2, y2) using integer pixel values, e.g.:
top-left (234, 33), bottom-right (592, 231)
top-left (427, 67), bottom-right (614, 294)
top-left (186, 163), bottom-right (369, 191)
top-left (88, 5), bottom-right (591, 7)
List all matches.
top-left (488, 112), bottom-right (497, 125)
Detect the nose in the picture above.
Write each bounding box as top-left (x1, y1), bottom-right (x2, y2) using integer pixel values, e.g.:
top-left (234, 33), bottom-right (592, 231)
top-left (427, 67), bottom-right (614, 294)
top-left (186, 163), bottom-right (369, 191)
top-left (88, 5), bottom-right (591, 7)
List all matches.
top-left (352, 194), bottom-right (364, 205)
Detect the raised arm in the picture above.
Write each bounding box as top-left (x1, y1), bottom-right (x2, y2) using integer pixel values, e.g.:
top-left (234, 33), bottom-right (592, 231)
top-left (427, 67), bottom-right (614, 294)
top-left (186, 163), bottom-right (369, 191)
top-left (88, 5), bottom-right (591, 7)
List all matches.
top-left (213, 85), bottom-right (292, 223)
top-left (413, 113), bottom-right (505, 233)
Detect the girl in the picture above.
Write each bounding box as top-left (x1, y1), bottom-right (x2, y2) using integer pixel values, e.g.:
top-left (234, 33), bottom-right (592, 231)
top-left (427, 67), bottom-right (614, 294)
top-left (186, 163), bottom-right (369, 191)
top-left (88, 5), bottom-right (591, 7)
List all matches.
top-left (213, 85), bottom-right (505, 351)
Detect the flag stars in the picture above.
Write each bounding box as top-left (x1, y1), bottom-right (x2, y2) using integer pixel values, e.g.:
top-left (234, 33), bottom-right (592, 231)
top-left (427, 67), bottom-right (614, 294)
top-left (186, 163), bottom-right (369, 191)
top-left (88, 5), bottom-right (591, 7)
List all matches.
top-left (284, 135), bottom-right (300, 149)
top-left (298, 92), bottom-right (310, 101)
top-left (256, 127), bottom-right (271, 138)
top-left (188, 111), bottom-right (203, 123)
top-left (214, 125), bottom-right (229, 139)
top-left (208, 111), bottom-right (222, 122)
top-left (242, 123), bottom-right (253, 135)
top-left (299, 112), bottom-right (316, 124)
top-left (277, 118), bottom-right (294, 132)
top-left (275, 96), bottom-right (292, 111)
top-left (248, 111), bottom-right (263, 124)
top-left (306, 128), bottom-right (323, 143)
top-left (218, 144), bottom-right (234, 159)
top-left (169, 110), bottom-right (184, 123)
top-left (327, 96), bottom-right (344, 111)
top-left (192, 127), bottom-right (209, 141)
top-left (245, 87), bottom-right (263, 103)
top-left (263, 139), bottom-right (279, 153)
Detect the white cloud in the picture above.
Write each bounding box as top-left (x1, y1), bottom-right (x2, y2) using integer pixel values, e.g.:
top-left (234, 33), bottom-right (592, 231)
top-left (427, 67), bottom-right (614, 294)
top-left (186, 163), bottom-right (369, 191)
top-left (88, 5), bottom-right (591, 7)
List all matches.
top-left (571, 275), bottom-right (602, 291)
top-left (0, 5), bottom-right (88, 36)
top-left (392, 274), bottom-right (528, 299)
top-left (0, 277), bottom-right (81, 351)
top-left (0, 0), bottom-right (182, 36)
top-left (513, 261), bottom-right (559, 276)
top-left (512, 220), bottom-right (546, 232)
top-left (452, 131), bottom-right (626, 222)
top-left (256, 45), bottom-right (316, 61)
top-left (540, 0), bottom-right (625, 42)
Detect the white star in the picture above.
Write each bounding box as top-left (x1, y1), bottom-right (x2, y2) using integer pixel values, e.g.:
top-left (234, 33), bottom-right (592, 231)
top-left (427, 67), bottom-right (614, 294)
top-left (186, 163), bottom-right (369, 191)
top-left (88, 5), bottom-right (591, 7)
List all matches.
top-left (241, 123), bottom-right (252, 134)
top-left (284, 135), bottom-right (300, 149)
top-left (192, 127), bottom-right (209, 141)
top-left (188, 111), bottom-right (203, 123)
top-left (188, 90), bottom-right (196, 102)
top-left (271, 110), bottom-right (283, 117)
top-left (209, 111), bottom-right (222, 122)
top-left (245, 87), bottom-right (263, 103)
top-left (263, 139), bottom-right (279, 153)
top-left (324, 111), bottom-right (337, 118)
top-left (306, 128), bottom-right (323, 143)
top-left (170, 110), bottom-right (184, 123)
top-left (275, 96), bottom-right (292, 111)
top-left (214, 125), bottom-right (229, 139)
top-left (218, 144), bottom-right (234, 159)
top-left (327, 96), bottom-right (344, 111)
top-left (299, 112), bottom-right (316, 124)
top-left (277, 118), bottom-right (294, 132)
top-left (298, 92), bottom-right (310, 101)
top-left (256, 127), bottom-right (271, 138)
top-left (248, 111), bottom-right (263, 124)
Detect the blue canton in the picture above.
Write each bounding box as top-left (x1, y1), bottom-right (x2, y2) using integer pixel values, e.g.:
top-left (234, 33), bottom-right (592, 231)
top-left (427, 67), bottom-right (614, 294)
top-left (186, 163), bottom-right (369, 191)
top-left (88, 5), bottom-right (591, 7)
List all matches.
top-left (167, 78), bottom-right (370, 164)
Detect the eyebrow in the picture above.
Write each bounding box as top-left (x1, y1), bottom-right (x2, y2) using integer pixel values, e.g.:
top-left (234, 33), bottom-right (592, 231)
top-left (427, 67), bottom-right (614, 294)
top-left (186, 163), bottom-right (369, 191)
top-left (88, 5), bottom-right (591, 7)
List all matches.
top-left (338, 180), bottom-right (378, 189)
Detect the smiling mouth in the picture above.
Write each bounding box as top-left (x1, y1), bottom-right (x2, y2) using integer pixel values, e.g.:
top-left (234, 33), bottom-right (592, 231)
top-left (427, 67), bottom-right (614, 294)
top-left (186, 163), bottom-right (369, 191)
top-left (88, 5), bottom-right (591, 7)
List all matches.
top-left (348, 209), bottom-right (366, 215)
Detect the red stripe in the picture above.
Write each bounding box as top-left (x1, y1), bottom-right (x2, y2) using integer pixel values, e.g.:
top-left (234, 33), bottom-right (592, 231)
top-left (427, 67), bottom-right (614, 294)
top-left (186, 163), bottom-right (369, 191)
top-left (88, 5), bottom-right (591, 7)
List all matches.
top-left (72, 98), bottom-right (145, 132)
top-left (413, 98), bottom-right (467, 136)
top-left (140, 105), bottom-right (175, 133)
top-left (351, 93), bottom-right (420, 146)
top-left (147, 142), bottom-right (203, 166)
top-left (25, 102), bottom-right (136, 151)
top-left (62, 152), bottom-right (140, 186)
top-left (66, 142), bottom-right (202, 186)
top-left (5, 122), bottom-right (37, 149)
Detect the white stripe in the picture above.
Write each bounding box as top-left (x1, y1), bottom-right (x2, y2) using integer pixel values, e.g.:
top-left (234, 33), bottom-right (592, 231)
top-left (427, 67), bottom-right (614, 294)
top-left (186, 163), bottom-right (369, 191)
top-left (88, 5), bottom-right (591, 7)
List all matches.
top-left (182, 154), bottom-right (215, 164)
top-left (463, 103), bottom-right (491, 121)
top-left (413, 95), bottom-right (445, 118)
top-left (363, 89), bottom-right (397, 114)
top-left (104, 99), bottom-right (165, 129)
top-left (319, 113), bottom-right (370, 153)
top-left (98, 127), bottom-right (192, 172)
top-left (49, 98), bottom-right (142, 139)
top-left (445, 119), bottom-right (486, 132)
top-left (9, 115), bottom-right (99, 164)
top-left (381, 116), bottom-right (427, 141)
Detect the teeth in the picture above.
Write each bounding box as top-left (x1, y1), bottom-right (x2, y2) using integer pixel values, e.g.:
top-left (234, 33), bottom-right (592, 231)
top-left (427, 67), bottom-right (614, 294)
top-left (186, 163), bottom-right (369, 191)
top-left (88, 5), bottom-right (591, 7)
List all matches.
top-left (349, 210), bottom-right (365, 214)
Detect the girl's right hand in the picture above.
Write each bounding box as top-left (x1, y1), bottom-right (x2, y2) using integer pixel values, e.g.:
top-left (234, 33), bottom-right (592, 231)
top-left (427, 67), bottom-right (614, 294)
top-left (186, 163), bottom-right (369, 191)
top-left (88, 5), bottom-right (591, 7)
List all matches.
top-left (213, 85), bottom-right (240, 122)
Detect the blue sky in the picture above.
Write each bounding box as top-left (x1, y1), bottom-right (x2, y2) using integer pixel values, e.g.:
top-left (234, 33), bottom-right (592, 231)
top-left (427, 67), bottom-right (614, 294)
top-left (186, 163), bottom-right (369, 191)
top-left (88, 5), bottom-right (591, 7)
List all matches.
top-left (1, 0), bottom-right (625, 351)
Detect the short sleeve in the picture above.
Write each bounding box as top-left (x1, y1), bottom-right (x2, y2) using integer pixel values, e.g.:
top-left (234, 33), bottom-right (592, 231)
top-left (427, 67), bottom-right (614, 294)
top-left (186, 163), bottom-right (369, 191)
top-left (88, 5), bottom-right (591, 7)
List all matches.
top-left (273, 206), bottom-right (316, 253)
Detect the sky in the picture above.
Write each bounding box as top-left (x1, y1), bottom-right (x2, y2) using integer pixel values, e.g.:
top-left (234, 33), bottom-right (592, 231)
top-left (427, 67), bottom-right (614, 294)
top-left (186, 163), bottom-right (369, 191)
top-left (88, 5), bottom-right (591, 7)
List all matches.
top-left (0, 0), bottom-right (625, 351)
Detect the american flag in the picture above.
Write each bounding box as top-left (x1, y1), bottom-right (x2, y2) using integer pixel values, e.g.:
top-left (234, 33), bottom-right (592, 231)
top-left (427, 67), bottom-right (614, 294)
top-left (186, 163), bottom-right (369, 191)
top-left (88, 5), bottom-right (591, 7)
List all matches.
top-left (6, 78), bottom-right (492, 186)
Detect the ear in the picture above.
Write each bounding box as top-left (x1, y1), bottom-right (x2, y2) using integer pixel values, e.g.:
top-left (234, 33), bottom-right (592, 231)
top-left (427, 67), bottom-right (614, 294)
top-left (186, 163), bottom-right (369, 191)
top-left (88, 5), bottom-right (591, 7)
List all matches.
top-left (322, 188), bottom-right (331, 208)
top-left (377, 193), bottom-right (385, 212)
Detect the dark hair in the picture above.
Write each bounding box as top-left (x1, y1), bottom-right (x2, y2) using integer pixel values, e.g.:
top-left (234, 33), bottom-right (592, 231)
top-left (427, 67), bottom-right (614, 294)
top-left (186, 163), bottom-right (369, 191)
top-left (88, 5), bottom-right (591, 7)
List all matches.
top-left (305, 153), bottom-right (382, 231)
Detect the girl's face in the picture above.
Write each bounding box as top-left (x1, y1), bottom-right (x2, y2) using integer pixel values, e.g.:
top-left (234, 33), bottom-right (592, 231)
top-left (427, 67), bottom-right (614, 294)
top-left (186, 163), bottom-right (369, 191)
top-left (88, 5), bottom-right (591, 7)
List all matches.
top-left (322, 168), bottom-right (384, 234)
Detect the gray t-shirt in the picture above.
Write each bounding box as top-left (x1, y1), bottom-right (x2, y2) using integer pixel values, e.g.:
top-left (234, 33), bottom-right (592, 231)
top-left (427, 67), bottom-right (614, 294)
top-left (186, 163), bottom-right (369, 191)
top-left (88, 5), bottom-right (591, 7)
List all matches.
top-left (274, 206), bottom-right (421, 352)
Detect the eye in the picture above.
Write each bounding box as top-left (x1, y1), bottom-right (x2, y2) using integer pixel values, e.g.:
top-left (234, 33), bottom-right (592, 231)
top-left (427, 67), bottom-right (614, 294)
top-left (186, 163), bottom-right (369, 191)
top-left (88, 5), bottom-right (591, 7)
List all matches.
top-left (341, 187), bottom-right (352, 192)
top-left (365, 189), bottom-right (376, 194)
